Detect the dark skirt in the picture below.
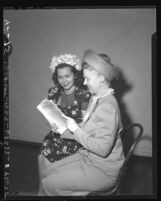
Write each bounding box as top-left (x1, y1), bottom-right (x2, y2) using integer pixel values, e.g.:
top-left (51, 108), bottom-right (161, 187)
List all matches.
top-left (39, 131), bottom-right (82, 163)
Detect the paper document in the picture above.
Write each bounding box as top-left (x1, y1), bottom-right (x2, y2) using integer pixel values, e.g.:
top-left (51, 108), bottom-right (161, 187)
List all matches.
top-left (37, 98), bottom-right (67, 134)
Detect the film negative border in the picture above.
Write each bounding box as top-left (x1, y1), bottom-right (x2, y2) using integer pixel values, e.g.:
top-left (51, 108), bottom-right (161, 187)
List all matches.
top-left (3, 19), bottom-right (12, 199)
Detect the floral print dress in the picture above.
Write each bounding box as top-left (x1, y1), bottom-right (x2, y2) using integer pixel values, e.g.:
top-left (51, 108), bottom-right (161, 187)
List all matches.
top-left (39, 86), bottom-right (91, 162)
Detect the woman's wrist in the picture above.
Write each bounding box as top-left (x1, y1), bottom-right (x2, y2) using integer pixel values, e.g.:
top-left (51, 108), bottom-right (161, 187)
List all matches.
top-left (72, 125), bottom-right (79, 133)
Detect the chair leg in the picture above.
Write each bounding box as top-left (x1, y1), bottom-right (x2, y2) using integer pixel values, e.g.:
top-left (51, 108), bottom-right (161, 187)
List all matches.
top-left (115, 187), bottom-right (121, 195)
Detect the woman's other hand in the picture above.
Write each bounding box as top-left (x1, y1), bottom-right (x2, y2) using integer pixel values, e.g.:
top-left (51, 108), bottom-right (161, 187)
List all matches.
top-left (50, 123), bottom-right (59, 133)
top-left (64, 116), bottom-right (79, 133)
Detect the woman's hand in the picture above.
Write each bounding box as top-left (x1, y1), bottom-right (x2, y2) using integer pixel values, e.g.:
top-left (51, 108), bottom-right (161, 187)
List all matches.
top-left (50, 123), bottom-right (59, 133)
top-left (64, 116), bottom-right (79, 133)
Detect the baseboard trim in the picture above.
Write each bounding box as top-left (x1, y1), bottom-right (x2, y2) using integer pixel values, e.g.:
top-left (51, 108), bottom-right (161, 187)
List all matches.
top-left (9, 139), bottom-right (41, 148)
top-left (133, 150), bottom-right (152, 157)
top-left (8, 139), bottom-right (152, 159)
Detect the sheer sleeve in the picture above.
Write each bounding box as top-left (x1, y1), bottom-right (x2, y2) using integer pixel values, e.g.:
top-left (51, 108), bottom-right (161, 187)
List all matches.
top-left (75, 88), bottom-right (91, 111)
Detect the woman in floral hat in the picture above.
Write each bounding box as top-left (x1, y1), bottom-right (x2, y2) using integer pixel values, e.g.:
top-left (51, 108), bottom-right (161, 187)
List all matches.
top-left (37, 54), bottom-right (91, 195)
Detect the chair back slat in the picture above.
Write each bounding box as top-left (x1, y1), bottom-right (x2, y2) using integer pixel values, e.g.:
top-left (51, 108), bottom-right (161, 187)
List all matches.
top-left (116, 123), bottom-right (143, 190)
top-left (124, 123), bottom-right (143, 163)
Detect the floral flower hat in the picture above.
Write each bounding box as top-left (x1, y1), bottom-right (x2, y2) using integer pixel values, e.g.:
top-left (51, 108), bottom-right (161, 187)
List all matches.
top-left (49, 54), bottom-right (82, 73)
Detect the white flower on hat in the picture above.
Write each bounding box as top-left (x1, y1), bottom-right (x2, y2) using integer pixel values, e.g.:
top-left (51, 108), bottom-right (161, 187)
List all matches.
top-left (49, 54), bottom-right (82, 73)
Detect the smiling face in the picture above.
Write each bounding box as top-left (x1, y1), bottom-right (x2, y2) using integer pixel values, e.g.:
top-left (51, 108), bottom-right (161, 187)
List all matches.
top-left (83, 67), bottom-right (102, 95)
top-left (57, 66), bottom-right (75, 91)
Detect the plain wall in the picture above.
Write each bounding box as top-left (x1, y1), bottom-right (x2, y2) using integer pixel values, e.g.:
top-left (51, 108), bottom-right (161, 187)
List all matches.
top-left (4, 8), bottom-right (156, 156)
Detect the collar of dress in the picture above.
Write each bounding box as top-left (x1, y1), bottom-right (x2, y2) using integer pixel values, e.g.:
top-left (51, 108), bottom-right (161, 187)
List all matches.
top-left (82, 88), bottom-right (114, 124)
top-left (92, 88), bottom-right (114, 101)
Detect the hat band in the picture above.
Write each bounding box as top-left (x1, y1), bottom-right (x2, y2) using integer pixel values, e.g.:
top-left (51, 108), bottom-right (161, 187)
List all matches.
top-left (84, 56), bottom-right (114, 81)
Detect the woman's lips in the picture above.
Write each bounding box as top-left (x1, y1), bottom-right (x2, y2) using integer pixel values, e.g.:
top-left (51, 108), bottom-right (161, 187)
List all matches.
top-left (63, 84), bottom-right (69, 87)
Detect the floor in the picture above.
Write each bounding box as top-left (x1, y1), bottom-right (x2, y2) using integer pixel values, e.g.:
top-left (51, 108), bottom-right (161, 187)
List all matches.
top-left (8, 140), bottom-right (155, 198)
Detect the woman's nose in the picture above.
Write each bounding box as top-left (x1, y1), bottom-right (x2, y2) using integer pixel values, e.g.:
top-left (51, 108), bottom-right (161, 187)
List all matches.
top-left (62, 78), bottom-right (67, 83)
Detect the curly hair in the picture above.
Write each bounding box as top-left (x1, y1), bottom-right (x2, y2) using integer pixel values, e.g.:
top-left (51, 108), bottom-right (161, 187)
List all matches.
top-left (52, 63), bottom-right (86, 90)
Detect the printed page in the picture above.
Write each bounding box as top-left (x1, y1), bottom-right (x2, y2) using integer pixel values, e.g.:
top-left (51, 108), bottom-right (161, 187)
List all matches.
top-left (37, 98), bottom-right (67, 134)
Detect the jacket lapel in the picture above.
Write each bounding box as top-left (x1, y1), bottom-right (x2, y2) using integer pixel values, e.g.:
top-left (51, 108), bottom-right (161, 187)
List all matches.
top-left (83, 98), bottom-right (99, 125)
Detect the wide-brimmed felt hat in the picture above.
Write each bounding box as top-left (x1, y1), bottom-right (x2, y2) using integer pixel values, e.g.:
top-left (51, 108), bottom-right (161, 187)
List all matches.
top-left (83, 49), bottom-right (118, 81)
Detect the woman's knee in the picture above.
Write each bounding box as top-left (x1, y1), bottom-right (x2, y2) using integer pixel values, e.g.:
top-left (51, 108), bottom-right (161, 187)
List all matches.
top-left (42, 174), bottom-right (58, 196)
top-left (38, 154), bottom-right (51, 170)
top-left (38, 153), bottom-right (43, 162)
top-left (38, 154), bottom-right (44, 168)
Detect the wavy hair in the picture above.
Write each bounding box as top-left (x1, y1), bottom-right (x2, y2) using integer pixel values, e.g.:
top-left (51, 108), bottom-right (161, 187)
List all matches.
top-left (52, 63), bottom-right (86, 90)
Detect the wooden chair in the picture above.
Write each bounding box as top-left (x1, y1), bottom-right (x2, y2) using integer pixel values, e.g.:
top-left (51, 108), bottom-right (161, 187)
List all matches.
top-left (87, 123), bottom-right (143, 196)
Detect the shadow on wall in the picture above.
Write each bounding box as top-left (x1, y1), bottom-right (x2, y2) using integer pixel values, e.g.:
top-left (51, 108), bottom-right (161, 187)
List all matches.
top-left (111, 65), bottom-right (133, 127)
top-left (111, 66), bottom-right (135, 155)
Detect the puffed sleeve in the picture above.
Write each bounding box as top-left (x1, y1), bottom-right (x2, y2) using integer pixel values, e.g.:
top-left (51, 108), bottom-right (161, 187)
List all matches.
top-left (73, 101), bottom-right (120, 157)
top-left (47, 87), bottom-right (60, 103)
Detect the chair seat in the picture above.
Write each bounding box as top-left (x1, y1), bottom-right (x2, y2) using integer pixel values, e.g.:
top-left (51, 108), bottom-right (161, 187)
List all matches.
top-left (87, 184), bottom-right (120, 196)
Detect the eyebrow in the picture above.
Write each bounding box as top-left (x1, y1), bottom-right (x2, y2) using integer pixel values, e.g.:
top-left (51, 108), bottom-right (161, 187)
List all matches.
top-left (58, 74), bottom-right (71, 78)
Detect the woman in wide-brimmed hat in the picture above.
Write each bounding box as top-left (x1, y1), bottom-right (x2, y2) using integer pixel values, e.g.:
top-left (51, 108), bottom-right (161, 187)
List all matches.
top-left (39, 49), bottom-right (125, 196)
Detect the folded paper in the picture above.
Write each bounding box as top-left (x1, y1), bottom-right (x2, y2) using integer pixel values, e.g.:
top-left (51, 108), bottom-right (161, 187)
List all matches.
top-left (37, 98), bottom-right (67, 134)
